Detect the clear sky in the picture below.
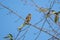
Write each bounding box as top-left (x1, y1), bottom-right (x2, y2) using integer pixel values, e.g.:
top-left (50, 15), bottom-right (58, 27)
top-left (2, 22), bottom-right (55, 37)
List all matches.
top-left (0, 0), bottom-right (60, 40)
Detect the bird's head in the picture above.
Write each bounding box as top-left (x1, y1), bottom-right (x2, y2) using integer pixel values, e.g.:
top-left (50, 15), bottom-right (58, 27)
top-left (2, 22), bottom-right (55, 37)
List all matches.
top-left (28, 13), bottom-right (31, 15)
top-left (51, 10), bottom-right (56, 14)
top-left (28, 13), bottom-right (31, 17)
top-left (58, 11), bottom-right (60, 13)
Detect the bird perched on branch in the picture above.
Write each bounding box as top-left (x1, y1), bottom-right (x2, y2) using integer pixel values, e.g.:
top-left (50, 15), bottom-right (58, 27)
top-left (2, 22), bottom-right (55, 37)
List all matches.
top-left (46, 10), bottom-right (60, 23)
top-left (24, 13), bottom-right (31, 24)
top-left (18, 13), bottom-right (31, 30)
top-left (54, 11), bottom-right (60, 23)
top-left (4, 33), bottom-right (13, 40)
top-left (52, 11), bottom-right (60, 23)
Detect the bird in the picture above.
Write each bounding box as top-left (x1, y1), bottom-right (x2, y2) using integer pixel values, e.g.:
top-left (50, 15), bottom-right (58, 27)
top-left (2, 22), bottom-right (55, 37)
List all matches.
top-left (4, 33), bottom-right (13, 40)
top-left (24, 13), bottom-right (31, 24)
top-left (18, 13), bottom-right (31, 30)
top-left (52, 10), bottom-right (60, 23)
top-left (51, 10), bottom-right (60, 14)
top-left (47, 10), bottom-right (60, 23)
top-left (38, 7), bottom-right (48, 13)
top-left (54, 11), bottom-right (60, 23)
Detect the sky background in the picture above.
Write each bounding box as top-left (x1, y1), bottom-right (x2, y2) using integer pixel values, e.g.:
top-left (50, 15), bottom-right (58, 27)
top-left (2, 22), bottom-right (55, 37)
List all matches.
top-left (0, 0), bottom-right (60, 40)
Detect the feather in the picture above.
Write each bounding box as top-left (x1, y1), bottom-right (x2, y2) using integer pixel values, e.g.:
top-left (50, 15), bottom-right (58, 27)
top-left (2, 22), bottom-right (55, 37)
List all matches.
top-left (54, 13), bottom-right (59, 23)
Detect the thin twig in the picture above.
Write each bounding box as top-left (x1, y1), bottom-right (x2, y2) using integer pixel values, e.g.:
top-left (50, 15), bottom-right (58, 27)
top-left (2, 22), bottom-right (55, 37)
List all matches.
top-left (28, 23), bottom-right (60, 40)
top-left (14, 30), bottom-right (21, 40)
top-left (47, 19), bottom-right (57, 33)
top-left (34, 17), bottom-right (45, 25)
top-left (47, 0), bottom-right (55, 14)
top-left (35, 18), bottom-right (47, 40)
top-left (17, 26), bottom-right (30, 40)
top-left (0, 2), bottom-right (25, 20)
top-left (31, 0), bottom-right (49, 13)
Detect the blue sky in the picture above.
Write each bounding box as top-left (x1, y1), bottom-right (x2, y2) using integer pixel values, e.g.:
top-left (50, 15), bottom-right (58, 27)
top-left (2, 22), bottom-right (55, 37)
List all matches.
top-left (0, 0), bottom-right (60, 40)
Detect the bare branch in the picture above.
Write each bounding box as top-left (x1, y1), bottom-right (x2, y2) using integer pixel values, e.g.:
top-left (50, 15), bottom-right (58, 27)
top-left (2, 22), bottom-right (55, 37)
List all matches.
top-left (28, 23), bottom-right (60, 40)
top-left (0, 2), bottom-right (25, 20)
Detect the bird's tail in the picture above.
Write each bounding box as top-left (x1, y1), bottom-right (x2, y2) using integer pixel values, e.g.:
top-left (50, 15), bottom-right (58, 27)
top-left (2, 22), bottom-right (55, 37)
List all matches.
top-left (18, 23), bottom-right (26, 30)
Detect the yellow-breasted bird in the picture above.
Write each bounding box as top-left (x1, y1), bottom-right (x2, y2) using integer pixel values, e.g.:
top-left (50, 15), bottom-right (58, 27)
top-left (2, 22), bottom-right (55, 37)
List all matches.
top-left (18, 13), bottom-right (31, 30)
top-left (54, 11), bottom-right (60, 23)
top-left (4, 33), bottom-right (13, 40)
top-left (24, 13), bottom-right (31, 24)
top-left (52, 11), bottom-right (60, 23)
